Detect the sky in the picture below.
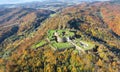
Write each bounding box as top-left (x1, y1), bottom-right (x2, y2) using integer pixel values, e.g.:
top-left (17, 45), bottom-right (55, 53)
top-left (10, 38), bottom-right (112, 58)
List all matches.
top-left (0, 0), bottom-right (110, 4)
top-left (0, 0), bottom-right (43, 4)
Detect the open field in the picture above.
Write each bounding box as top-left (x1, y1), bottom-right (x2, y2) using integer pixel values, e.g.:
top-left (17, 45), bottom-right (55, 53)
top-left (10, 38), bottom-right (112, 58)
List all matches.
top-left (51, 41), bottom-right (75, 49)
top-left (31, 40), bottom-right (47, 49)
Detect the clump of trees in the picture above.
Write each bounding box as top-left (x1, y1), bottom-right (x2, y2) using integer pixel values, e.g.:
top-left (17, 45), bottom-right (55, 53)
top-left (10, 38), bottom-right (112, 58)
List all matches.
top-left (4, 44), bottom-right (120, 72)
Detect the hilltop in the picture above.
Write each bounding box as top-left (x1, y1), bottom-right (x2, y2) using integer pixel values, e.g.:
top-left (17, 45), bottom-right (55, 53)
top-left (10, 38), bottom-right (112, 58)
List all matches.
top-left (0, 0), bottom-right (120, 72)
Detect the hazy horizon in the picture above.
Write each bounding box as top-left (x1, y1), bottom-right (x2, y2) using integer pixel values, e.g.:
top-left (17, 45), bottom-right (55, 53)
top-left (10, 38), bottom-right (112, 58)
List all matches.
top-left (0, 0), bottom-right (110, 4)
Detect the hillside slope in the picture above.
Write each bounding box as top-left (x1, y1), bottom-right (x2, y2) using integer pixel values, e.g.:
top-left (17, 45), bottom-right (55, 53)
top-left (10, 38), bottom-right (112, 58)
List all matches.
top-left (100, 3), bottom-right (120, 35)
top-left (0, 8), bottom-right (54, 43)
top-left (0, 1), bottom-right (120, 72)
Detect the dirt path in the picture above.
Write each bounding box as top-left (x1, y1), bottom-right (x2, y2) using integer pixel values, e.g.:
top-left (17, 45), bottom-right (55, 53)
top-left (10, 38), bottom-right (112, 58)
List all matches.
top-left (69, 40), bottom-right (85, 53)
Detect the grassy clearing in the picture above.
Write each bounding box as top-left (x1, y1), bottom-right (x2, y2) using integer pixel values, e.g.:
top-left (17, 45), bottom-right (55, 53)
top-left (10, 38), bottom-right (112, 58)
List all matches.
top-left (32, 40), bottom-right (47, 49)
top-left (51, 42), bottom-right (74, 49)
top-left (47, 30), bottom-right (56, 40)
top-left (47, 29), bottom-right (75, 40)
top-left (57, 30), bottom-right (75, 37)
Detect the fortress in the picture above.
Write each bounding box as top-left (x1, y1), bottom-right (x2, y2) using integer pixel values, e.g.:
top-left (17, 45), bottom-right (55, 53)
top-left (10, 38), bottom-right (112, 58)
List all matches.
top-left (47, 29), bottom-right (95, 53)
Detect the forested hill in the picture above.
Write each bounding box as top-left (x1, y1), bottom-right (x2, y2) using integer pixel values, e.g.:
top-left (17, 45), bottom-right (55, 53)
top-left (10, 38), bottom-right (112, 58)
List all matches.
top-left (0, 8), bottom-right (54, 44)
top-left (0, 1), bottom-right (120, 72)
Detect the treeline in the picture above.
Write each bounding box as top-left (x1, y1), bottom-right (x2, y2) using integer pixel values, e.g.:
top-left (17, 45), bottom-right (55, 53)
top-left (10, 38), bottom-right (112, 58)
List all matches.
top-left (5, 45), bottom-right (120, 72)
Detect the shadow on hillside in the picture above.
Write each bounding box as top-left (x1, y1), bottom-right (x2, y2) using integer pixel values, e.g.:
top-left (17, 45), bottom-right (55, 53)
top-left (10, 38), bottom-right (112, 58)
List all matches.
top-left (86, 33), bottom-right (120, 58)
top-left (68, 18), bottom-right (84, 30)
top-left (67, 18), bottom-right (120, 58)
top-left (0, 26), bottom-right (19, 44)
top-left (109, 30), bottom-right (120, 40)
